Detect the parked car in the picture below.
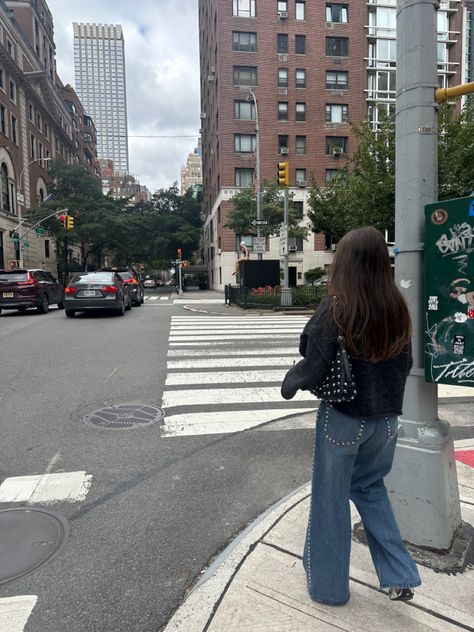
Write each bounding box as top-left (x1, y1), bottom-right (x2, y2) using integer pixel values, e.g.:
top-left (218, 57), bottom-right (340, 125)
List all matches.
top-left (143, 278), bottom-right (156, 289)
top-left (0, 269), bottom-right (64, 315)
top-left (64, 271), bottom-right (132, 317)
top-left (99, 267), bottom-right (144, 306)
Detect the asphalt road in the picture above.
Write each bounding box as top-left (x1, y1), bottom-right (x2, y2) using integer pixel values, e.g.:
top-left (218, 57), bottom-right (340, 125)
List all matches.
top-left (0, 294), bottom-right (316, 632)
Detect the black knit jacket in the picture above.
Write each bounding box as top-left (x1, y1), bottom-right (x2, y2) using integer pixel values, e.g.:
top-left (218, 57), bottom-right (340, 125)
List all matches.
top-left (281, 297), bottom-right (413, 418)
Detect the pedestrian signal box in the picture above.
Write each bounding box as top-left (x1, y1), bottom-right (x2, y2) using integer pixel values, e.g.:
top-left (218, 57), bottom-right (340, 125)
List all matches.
top-left (424, 195), bottom-right (474, 386)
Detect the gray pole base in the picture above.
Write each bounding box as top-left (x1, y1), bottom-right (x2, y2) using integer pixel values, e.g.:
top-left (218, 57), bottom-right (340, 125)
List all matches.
top-left (280, 288), bottom-right (292, 307)
top-left (352, 521), bottom-right (474, 573)
top-left (385, 422), bottom-right (462, 550)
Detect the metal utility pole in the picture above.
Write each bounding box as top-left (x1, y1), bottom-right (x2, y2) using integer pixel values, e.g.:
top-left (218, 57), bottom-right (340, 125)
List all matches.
top-left (248, 90), bottom-right (262, 260)
top-left (283, 188), bottom-right (289, 289)
top-left (388, 0), bottom-right (462, 549)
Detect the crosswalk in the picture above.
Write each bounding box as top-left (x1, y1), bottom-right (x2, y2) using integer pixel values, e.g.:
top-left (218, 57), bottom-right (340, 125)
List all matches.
top-left (161, 315), bottom-right (317, 437)
top-left (144, 296), bottom-right (225, 304)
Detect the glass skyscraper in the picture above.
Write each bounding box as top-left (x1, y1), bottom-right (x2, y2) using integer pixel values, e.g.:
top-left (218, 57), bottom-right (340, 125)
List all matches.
top-left (73, 23), bottom-right (129, 172)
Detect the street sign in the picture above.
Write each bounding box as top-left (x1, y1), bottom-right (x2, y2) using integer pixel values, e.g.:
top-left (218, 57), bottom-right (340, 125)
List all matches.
top-left (251, 219), bottom-right (268, 227)
top-left (253, 236), bottom-right (266, 253)
top-left (35, 227), bottom-right (46, 235)
top-left (279, 225), bottom-right (288, 256)
top-left (21, 241), bottom-right (30, 249)
top-left (16, 192), bottom-right (24, 204)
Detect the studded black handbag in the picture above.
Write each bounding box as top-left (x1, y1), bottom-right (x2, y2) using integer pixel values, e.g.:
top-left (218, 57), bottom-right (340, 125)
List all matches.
top-left (310, 335), bottom-right (356, 403)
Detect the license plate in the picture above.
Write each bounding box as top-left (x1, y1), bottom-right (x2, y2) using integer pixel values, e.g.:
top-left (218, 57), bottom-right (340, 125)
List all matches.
top-left (83, 290), bottom-right (97, 297)
top-left (2, 292), bottom-right (13, 298)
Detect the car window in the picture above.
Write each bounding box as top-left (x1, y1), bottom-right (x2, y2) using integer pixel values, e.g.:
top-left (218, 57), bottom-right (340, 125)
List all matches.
top-left (117, 271), bottom-right (132, 281)
top-left (44, 272), bottom-right (56, 283)
top-left (0, 272), bottom-right (28, 282)
top-left (71, 273), bottom-right (115, 284)
top-left (35, 271), bottom-right (49, 282)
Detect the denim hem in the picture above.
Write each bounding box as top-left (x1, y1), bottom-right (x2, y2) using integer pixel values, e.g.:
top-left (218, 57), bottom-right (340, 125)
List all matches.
top-left (380, 581), bottom-right (421, 589)
top-left (308, 593), bottom-right (350, 606)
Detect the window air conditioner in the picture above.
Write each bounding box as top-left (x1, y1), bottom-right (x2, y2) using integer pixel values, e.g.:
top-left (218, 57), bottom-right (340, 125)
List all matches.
top-left (279, 147), bottom-right (289, 155)
top-left (200, 113), bottom-right (207, 119)
top-left (278, 11), bottom-right (288, 19)
top-left (289, 245), bottom-right (298, 251)
top-left (278, 53), bottom-right (288, 62)
top-left (210, 65), bottom-right (216, 73)
top-left (331, 243), bottom-right (337, 251)
top-left (326, 22), bottom-right (334, 29)
top-left (278, 87), bottom-right (288, 95)
top-left (208, 74), bottom-right (215, 82)
top-left (332, 147), bottom-right (344, 156)
top-left (297, 180), bottom-right (307, 187)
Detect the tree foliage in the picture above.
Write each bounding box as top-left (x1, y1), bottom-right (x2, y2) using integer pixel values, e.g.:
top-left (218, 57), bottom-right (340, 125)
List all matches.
top-left (308, 101), bottom-right (474, 241)
top-left (225, 180), bottom-right (308, 240)
top-left (27, 164), bottom-right (202, 270)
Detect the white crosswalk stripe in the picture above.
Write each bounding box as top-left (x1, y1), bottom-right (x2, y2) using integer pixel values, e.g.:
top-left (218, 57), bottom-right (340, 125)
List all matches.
top-left (0, 596), bottom-right (37, 632)
top-left (162, 315), bottom-right (316, 437)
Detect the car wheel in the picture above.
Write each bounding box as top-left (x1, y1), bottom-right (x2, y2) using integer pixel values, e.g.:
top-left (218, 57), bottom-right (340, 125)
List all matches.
top-left (65, 310), bottom-right (75, 318)
top-left (116, 301), bottom-right (125, 316)
top-left (57, 300), bottom-right (65, 309)
top-left (37, 294), bottom-right (50, 314)
top-left (18, 307), bottom-right (27, 313)
top-left (133, 299), bottom-right (140, 307)
top-left (125, 297), bottom-right (132, 311)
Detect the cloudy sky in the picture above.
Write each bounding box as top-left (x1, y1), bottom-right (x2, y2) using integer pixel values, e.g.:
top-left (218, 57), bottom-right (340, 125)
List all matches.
top-left (47, 0), bottom-right (201, 193)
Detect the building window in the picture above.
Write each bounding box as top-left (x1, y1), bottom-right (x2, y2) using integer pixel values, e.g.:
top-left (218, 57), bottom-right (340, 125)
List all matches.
top-left (0, 105), bottom-right (6, 135)
top-left (326, 70), bottom-right (348, 90)
top-left (233, 0), bottom-right (256, 17)
top-left (233, 65), bottom-right (257, 86)
top-left (11, 115), bottom-right (17, 144)
top-left (0, 68), bottom-right (4, 91)
top-left (295, 135), bottom-right (306, 155)
top-left (234, 133), bottom-right (257, 153)
top-left (326, 37), bottom-right (348, 57)
top-left (295, 35), bottom-right (306, 54)
top-left (296, 1), bottom-right (306, 20)
top-left (367, 70), bottom-right (396, 99)
top-left (234, 100), bottom-right (256, 119)
top-left (7, 40), bottom-right (13, 56)
top-left (326, 136), bottom-right (348, 154)
top-left (295, 102), bottom-right (306, 121)
top-left (278, 134), bottom-right (289, 151)
top-left (0, 163), bottom-right (10, 213)
top-left (29, 104), bottom-right (33, 121)
top-left (235, 167), bottom-right (254, 187)
top-left (278, 68), bottom-right (288, 87)
top-left (278, 1), bottom-right (288, 11)
top-left (326, 104), bottom-right (348, 123)
top-left (295, 169), bottom-right (306, 185)
top-left (277, 34), bottom-right (289, 54)
top-left (9, 80), bottom-right (15, 102)
top-left (44, 239), bottom-right (50, 258)
top-left (295, 68), bottom-right (306, 88)
top-left (30, 134), bottom-right (36, 159)
top-left (44, 122), bottom-right (49, 138)
top-left (233, 31), bottom-right (257, 52)
top-left (326, 4), bottom-right (348, 23)
top-left (369, 39), bottom-right (396, 67)
top-left (278, 101), bottom-right (289, 120)
top-left (292, 201), bottom-right (304, 219)
top-left (326, 169), bottom-right (341, 182)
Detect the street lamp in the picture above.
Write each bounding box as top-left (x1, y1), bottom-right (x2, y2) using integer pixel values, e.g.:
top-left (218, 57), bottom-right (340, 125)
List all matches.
top-left (16, 157), bottom-right (52, 267)
top-left (246, 89), bottom-right (262, 261)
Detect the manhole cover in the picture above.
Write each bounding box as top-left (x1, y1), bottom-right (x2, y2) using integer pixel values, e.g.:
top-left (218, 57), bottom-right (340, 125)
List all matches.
top-left (83, 403), bottom-right (165, 430)
top-left (0, 507), bottom-right (69, 585)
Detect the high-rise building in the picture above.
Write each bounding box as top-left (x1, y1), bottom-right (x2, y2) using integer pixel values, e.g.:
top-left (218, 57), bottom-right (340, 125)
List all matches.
top-left (198, 0), bottom-right (463, 290)
top-left (73, 23), bottom-right (129, 172)
top-left (180, 143), bottom-right (203, 195)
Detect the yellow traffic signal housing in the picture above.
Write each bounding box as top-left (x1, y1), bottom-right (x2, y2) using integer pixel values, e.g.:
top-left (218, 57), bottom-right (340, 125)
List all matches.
top-left (277, 162), bottom-right (289, 187)
top-left (66, 215), bottom-right (74, 230)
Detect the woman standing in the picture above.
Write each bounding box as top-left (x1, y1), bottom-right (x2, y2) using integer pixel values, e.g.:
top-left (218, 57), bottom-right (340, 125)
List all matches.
top-left (282, 226), bottom-right (421, 605)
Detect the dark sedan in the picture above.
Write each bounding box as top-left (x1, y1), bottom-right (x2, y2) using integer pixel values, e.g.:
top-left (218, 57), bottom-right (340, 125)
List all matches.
top-left (64, 271), bottom-right (132, 317)
top-left (0, 269), bottom-right (64, 315)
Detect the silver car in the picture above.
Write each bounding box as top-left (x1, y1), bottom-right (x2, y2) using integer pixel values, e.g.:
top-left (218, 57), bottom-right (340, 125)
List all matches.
top-left (64, 271), bottom-right (132, 317)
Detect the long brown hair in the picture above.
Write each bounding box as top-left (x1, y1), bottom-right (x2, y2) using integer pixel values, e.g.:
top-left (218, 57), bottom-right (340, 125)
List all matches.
top-left (328, 226), bottom-right (412, 362)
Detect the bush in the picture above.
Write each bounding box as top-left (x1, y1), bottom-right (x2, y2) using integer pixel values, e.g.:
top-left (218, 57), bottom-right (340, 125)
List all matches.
top-left (304, 267), bottom-right (326, 284)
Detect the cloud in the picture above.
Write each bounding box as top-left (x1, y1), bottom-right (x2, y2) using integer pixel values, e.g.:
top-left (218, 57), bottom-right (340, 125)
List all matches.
top-left (47, 0), bottom-right (200, 192)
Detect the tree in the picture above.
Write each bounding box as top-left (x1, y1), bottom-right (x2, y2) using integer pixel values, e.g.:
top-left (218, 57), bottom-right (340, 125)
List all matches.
top-left (225, 180), bottom-right (308, 240)
top-left (308, 101), bottom-right (474, 240)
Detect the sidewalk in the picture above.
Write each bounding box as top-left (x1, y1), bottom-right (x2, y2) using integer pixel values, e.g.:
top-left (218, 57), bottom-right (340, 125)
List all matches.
top-left (164, 436), bottom-right (474, 631)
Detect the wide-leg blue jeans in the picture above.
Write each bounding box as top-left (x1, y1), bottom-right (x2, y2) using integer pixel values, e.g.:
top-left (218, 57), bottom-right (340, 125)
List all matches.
top-left (303, 401), bottom-right (421, 605)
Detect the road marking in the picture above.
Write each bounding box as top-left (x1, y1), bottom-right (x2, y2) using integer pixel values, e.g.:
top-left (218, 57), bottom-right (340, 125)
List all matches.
top-left (165, 369), bottom-right (286, 385)
top-left (104, 366), bottom-right (120, 383)
top-left (171, 317), bottom-right (309, 322)
top-left (172, 299), bottom-right (225, 304)
top-left (162, 408), bottom-right (316, 437)
top-left (0, 471), bottom-right (92, 504)
top-left (44, 451), bottom-right (61, 474)
top-left (167, 347), bottom-right (297, 357)
top-left (170, 328), bottom-right (303, 335)
top-left (0, 596), bottom-right (37, 632)
top-left (160, 296), bottom-right (169, 300)
top-left (167, 357), bottom-right (297, 369)
top-left (169, 333), bottom-right (299, 342)
top-left (162, 386), bottom-right (312, 407)
top-left (146, 296), bottom-right (159, 301)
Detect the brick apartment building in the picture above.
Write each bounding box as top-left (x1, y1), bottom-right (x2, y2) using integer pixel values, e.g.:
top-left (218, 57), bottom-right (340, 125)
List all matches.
top-left (0, 0), bottom-right (98, 273)
top-left (198, 0), bottom-right (464, 291)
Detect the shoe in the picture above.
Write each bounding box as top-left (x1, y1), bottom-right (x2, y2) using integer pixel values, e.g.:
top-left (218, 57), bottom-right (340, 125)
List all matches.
top-left (388, 588), bottom-right (414, 601)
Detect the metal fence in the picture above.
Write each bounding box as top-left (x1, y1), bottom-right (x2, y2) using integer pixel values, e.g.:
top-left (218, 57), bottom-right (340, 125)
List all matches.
top-left (225, 284), bottom-right (326, 310)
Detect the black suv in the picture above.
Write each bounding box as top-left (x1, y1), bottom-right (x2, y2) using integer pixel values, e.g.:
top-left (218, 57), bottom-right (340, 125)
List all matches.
top-left (99, 267), bottom-right (144, 306)
top-left (0, 269), bottom-right (64, 314)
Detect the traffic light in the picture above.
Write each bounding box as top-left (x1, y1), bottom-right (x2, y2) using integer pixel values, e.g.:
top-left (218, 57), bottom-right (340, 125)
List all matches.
top-left (177, 248), bottom-right (182, 259)
top-left (66, 215), bottom-right (74, 230)
top-left (277, 162), bottom-right (289, 187)
top-left (58, 213), bottom-right (67, 228)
